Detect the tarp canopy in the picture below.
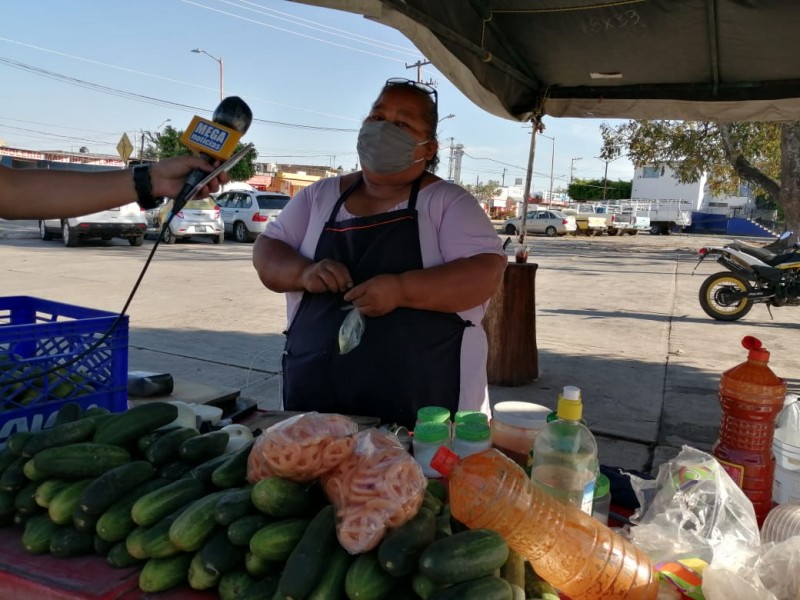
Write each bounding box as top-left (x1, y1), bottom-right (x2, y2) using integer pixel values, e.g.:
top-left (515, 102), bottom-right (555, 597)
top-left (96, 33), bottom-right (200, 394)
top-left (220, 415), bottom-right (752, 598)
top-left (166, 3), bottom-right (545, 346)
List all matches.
top-left (290, 0), bottom-right (800, 123)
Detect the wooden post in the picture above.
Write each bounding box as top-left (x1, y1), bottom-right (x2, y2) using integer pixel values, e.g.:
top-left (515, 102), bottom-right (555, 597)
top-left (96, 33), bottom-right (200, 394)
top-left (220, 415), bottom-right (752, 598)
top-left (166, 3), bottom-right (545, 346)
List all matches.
top-left (484, 262), bottom-right (539, 386)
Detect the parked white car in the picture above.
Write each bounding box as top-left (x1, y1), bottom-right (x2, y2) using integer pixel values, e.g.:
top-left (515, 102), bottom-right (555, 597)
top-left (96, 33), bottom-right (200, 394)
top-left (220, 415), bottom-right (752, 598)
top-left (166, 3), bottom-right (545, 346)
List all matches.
top-left (39, 203), bottom-right (147, 247)
top-left (503, 209), bottom-right (577, 237)
top-left (216, 189), bottom-right (291, 242)
top-left (156, 197), bottom-right (224, 244)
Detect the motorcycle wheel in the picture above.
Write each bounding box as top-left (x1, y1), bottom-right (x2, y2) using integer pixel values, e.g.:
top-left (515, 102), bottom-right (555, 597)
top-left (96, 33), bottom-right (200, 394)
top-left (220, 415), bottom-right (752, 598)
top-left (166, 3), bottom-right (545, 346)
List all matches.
top-left (698, 271), bottom-right (754, 321)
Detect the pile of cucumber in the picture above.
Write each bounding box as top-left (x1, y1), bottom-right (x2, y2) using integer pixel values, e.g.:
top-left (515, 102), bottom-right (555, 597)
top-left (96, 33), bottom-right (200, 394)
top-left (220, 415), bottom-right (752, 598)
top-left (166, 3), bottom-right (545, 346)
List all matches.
top-left (0, 401), bottom-right (559, 599)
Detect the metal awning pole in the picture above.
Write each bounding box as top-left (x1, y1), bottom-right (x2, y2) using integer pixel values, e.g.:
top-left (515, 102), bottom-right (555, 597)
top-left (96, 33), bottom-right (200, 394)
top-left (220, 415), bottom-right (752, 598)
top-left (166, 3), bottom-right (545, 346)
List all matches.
top-left (519, 117), bottom-right (540, 244)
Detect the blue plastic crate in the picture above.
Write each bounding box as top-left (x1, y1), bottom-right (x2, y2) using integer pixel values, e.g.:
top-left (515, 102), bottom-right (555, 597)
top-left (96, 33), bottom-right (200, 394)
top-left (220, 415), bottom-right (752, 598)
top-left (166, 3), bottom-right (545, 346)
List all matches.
top-left (0, 296), bottom-right (128, 445)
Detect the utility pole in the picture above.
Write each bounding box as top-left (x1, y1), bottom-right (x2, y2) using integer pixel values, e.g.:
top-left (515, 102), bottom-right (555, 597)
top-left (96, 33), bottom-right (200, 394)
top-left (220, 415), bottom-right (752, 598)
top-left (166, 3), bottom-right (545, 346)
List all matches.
top-left (405, 60), bottom-right (430, 83)
top-left (539, 134), bottom-right (555, 207)
top-left (447, 137), bottom-right (455, 181)
top-left (502, 168), bottom-right (507, 186)
top-left (570, 157), bottom-right (582, 183)
top-left (476, 174), bottom-right (480, 186)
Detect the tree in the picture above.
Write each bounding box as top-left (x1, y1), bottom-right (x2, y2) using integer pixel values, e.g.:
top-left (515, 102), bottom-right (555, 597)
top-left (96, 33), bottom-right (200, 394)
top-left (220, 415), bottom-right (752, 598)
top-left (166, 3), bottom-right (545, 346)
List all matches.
top-left (145, 125), bottom-right (257, 183)
top-left (463, 180), bottom-right (502, 204)
top-left (567, 178), bottom-right (631, 202)
top-left (600, 120), bottom-right (800, 235)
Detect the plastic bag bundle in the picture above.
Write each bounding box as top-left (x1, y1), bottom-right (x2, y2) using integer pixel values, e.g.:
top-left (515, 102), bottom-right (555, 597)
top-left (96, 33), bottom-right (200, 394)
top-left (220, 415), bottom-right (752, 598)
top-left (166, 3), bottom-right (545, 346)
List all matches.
top-left (626, 446), bottom-right (760, 567)
top-left (322, 428), bottom-right (426, 554)
top-left (247, 412), bottom-right (358, 483)
top-left (338, 305), bottom-right (365, 355)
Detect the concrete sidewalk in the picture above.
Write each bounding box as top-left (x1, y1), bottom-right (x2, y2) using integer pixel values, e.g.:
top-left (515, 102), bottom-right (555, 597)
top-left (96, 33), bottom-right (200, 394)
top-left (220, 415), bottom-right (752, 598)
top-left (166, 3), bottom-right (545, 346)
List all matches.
top-left (2, 220), bottom-right (797, 473)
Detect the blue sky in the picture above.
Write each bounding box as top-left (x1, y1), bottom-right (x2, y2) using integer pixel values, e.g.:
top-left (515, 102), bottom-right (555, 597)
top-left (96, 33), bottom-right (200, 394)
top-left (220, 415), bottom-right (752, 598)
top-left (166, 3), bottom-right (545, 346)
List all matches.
top-left (0, 0), bottom-right (635, 194)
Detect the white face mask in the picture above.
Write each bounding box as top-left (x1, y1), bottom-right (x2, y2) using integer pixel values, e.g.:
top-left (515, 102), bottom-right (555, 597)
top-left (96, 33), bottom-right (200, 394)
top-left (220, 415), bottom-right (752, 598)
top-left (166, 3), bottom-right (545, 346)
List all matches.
top-left (357, 120), bottom-right (430, 174)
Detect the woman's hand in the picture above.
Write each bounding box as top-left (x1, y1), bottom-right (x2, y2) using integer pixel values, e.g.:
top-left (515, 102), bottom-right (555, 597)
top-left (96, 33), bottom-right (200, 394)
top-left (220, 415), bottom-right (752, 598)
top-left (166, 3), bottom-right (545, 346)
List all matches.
top-left (301, 259), bottom-right (353, 294)
top-left (344, 274), bottom-right (403, 317)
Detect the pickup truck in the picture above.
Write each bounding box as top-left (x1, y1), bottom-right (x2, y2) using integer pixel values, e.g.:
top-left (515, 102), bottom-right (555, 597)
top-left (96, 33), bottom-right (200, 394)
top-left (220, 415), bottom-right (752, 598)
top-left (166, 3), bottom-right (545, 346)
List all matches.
top-left (563, 207), bottom-right (607, 236)
top-left (587, 204), bottom-right (651, 236)
top-left (625, 199), bottom-right (692, 235)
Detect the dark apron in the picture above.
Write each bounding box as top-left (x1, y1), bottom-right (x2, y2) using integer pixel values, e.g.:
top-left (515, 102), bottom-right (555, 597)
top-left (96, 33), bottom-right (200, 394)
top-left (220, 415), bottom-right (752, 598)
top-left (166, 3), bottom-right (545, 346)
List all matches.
top-left (281, 176), bottom-right (469, 429)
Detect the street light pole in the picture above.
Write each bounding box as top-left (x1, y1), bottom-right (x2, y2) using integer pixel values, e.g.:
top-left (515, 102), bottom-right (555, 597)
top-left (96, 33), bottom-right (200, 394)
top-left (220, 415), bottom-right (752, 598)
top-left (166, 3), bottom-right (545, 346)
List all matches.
top-left (191, 48), bottom-right (224, 101)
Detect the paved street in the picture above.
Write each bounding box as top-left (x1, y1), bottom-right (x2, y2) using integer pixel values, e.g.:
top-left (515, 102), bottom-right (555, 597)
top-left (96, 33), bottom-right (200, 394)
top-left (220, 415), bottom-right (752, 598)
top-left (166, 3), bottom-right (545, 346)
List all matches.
top-left (1, 219), bottom-right (798, 472)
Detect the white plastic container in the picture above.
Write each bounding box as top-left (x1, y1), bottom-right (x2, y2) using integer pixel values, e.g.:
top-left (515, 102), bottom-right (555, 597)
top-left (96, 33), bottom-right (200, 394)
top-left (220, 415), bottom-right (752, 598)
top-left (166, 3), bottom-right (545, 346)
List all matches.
top-left (452, 422), bottom-right (492, 458)
top-left (490, 401), bottom-right (550, 467)
top-left (773, 400), bottom-right (800, 504)
top-left (761, 503), bottom-right (800, 545)
top-left (412, 422), bottom-right (450, 478)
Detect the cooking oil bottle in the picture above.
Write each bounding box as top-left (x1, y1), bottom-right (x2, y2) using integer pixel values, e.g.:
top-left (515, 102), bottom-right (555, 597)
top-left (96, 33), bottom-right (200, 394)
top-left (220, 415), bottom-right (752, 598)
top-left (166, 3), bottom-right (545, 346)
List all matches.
top-left (712, 336), bottom-right (786, 524)
top-left (431, 447), bottom-right (660, 599)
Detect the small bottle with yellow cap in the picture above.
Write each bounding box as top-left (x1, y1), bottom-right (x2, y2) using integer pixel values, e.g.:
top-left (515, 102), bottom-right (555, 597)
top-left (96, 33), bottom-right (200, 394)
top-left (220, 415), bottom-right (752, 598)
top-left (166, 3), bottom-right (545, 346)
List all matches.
top-left (530, 386), bottom-right (598, 515)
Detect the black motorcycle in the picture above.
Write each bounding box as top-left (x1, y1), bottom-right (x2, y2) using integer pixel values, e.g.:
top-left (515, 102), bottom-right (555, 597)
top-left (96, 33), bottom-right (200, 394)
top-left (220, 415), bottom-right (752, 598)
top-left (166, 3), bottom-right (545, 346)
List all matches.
top-left (694, 231), bottom-right (800, 321)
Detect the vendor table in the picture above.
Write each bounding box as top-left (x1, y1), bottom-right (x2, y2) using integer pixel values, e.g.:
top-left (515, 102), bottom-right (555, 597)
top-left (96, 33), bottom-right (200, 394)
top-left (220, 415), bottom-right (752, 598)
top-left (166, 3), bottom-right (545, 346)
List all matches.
top-left (0, 527), bottom-right (215, 599)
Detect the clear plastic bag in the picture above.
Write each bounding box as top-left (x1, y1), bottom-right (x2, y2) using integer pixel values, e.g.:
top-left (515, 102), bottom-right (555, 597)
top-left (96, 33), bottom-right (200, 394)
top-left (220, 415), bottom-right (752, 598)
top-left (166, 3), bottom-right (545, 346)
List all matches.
top-left (627, 446), bottom-right (760, 566)
top-left (338, 305), bottom-right (365, 355)
top-left (322, 428), bottom-right (426, 554)
top-left (246, 412), bottom-right (358, 483)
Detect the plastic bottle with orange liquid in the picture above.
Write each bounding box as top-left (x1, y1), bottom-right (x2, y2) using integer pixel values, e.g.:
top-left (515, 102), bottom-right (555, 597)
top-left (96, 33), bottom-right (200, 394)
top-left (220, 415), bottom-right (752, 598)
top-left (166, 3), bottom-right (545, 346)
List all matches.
top-left (431, 446), bottom-right (661, 600)
top-left (712, 336), bottom-right (786, 524)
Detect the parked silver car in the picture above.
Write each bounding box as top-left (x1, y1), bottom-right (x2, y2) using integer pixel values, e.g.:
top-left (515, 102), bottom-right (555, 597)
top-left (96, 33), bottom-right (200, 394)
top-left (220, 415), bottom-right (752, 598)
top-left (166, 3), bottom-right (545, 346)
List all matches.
top-left (156, 197), bottom-right (224, 244)
top-left (502, 209), bottom-right (577, 237)
top-left (216, 190), bottom-right (291, 242)
top-left (39, 203), bottom-right (147, 247)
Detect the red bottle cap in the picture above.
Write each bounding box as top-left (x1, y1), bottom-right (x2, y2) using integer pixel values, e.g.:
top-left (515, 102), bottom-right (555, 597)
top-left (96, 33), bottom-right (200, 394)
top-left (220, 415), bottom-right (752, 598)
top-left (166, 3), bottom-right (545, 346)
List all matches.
top-left (431, 446), bottom-right (459, 477)
top-left (742, 336), bottom-right (770, 362)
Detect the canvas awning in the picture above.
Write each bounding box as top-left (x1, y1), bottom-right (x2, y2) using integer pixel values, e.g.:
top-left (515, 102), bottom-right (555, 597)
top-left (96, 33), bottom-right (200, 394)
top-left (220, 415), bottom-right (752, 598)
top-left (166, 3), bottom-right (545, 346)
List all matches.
top-left (290, 0), bottom-right (800, 123)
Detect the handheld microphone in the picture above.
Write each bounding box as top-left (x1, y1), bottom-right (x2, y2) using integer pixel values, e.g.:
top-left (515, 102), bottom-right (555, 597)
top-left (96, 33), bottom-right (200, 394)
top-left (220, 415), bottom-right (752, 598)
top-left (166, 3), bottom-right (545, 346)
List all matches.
top-left (173, 96), bottom-right (254, 212)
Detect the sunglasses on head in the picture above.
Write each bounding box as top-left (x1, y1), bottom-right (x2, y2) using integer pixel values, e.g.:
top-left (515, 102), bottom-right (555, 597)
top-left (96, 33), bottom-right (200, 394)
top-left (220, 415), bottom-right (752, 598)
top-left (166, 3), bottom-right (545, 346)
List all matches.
top-left (385, 78), bottom-right (439, 108)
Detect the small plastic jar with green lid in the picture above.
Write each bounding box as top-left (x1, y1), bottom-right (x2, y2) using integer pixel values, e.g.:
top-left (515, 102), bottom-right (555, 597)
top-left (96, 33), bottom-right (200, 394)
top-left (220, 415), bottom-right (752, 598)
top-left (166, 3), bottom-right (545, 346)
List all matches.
top-left (412, 422), bottom-right (450, 478)
top-left (453, 422), bottom-right (492, 458)
top-left (416, 406), bottom-right (452, 427)
top-left (454, 410), bottom-right (490, 426)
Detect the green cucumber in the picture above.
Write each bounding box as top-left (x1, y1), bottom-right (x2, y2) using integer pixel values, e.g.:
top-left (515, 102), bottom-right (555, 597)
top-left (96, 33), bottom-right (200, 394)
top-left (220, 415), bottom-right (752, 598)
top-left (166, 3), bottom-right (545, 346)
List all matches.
top-left (131, 477), bottom-right (206, 527)
top-left (159, 461), bottom-right (192, 480)
top-left (145, 427), bottom-right (200, 466)
top-left (0, 448), bottom-right (18, 473)
top-left (250, 476), bottom-right (314, 518)
top-left (72, 504), bottom-right (100, 533)
top-left (94, 534), bottom-right (115, 556)
top-left (13, 479), bottom-right (41, 514)
top-left (137, 426), bottom-right (181, 454)
top-left (0, 456), bottom-right (28, 491)
top-left (244, 551), bottom-right (281, 578)
top-left (33, 443), bottom-right (130, 479)
top-left (79, 460), bottom-right (156, 515)
top-left (22, 458), bottom-right (49, 481)
top-left (179, 430), bottom-right (229, 464)
top-left (188, 550), bottom-right (221, 590)
top-left (22, 513), bottom-right (60, 554)
top-left (211, 440), bottom-right (254, 489)
top-left (93, 402), bottom-right (178, 447)
top-left (307, 543), bottom-right (353, 600)
top-left (95, 478), bottom-right (171, 542)
top-left (140, 506), bottom-right (189, 558)
top-left (200, 526), bottom-right (246, 577)
top-left (217, 568), bottom-right (260, 600)
top-left (125, 525), bottom-right (149, 560)
top-left (344, 550), bottom-right (397, 600)
top-left (84, 406), bottom-right (111, 418)
top-left (421, 491), bottom-right (443, 516)
top-left (167, 490), bottom-right (228, 552)
top-left (189, 453), bottom-right (231, 484)
top-left (419, 528), bottom-right (510, 585)
top-left (138, 553), bottom-right (194, 593)
top-left (428, 575), bottom-right (513, 600)
top-left (48, 479), bottom-right (92, 525)
top-left (278, 504), bottom-right (337, 600)
top-left (50, 526), bottom-right (95, 557)
top-left (35, 479), bottom-right (70, 508)
top-left (214, 486), bottom-right (254, 526)
top-left (107, 541), bottom-right (145, 568)
top-left (426, 479), bottom-right (448, 503)
top-left (22, 418), bottom-right (97, 457)
top-left (6, 432), bottom-right (35, 456)
top-left (378, 506), bottom-right (436, 576)
top-left (227, 514), bottom-right (273, 547)
top-left (248, 518), bottom-right (309, 562)
top-left (0, 489), bottom-right (16, 523)
top-left (54, 402), bottom-right (83, 425)
top-left (411, 573), bottom-right (446, 600)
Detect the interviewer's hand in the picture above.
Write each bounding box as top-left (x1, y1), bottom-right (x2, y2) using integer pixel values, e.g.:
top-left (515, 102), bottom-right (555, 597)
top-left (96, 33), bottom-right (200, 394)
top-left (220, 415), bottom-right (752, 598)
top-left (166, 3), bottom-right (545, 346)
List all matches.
top-left (344, 274), bottom-right (402, 317)
top-left (150, 156), bottom-right (230, 199)
top-left (301, 259), bottom-right (353, 294)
